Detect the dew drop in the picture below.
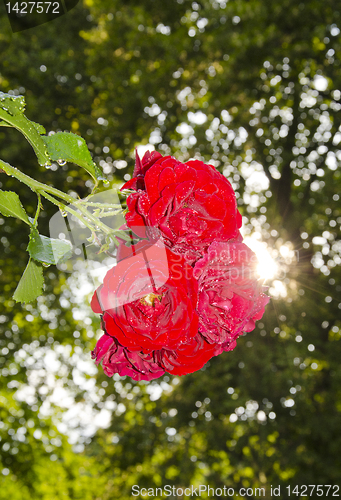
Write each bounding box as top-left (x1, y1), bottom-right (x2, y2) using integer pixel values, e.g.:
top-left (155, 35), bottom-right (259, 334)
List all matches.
top-left (57, 159), bottom-right (67, 166)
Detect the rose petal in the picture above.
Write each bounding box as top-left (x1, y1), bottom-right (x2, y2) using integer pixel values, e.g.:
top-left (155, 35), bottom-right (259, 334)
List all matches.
top-left (173, 180), bottom-right (195, 210)
top-left (91, 286), bottom-right (104, 313)
top-left (144, 164), bottom-right (163, 204)
top-left (158, 166), bottom-right (176, 193)
top-left (149, 196), bottom-right (171, 226)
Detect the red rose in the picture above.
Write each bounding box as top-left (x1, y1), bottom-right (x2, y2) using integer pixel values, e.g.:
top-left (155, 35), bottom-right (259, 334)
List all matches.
top-left (122, 150), bottom-right (163, 191)
top-left (92, 330), bottom-right (222, 380)
top-left (92, 333), bottom-right (165, 381)
top-left (121, 152), bottom-right (242, 263)
top-left (156, 333), bottom-right (221, 376)
top-left (91, 241), bottom-right (199, 352)
top-left (90, 151), bottom-right (270, 381)
top-left (193, 241), bottom-right (269, 347)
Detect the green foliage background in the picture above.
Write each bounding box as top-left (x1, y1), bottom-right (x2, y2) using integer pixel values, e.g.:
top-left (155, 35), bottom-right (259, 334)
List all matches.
top-left (0, 0), bottom-right (341, 498)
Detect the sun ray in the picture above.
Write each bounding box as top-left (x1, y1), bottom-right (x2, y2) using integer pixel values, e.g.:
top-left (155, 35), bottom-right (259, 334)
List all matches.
top-left (243, 236), bottom-right (278, 281)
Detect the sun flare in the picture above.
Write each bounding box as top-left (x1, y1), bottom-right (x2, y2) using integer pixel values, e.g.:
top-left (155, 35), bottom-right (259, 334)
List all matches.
top-left (243, 236), bottom-right (278, 281)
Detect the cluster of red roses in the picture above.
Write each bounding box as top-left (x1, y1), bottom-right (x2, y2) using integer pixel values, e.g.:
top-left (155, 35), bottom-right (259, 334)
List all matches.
top-left (91, 151), bottom-right (269, 381)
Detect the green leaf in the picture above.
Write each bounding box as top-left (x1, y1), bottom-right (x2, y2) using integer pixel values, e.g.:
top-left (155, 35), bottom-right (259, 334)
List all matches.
top-left (13, 259), bottom-right (44, 303)
top-left (0, 92), bottom-right (51, 166)
top-left (0, 190), bottom-right (30, 224)
top-left (0, 92), bottom-right (26, 115)
top-left (27, 228), bottom-right (73, 265)
top-left (42, 132), bottom-right (105, 181)
top-left (32, 121), bottom-right (46, 135)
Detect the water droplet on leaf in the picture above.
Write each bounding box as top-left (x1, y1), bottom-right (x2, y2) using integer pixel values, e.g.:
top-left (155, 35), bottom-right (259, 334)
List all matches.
top-left (57, 159), bottom-right (67, 166)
